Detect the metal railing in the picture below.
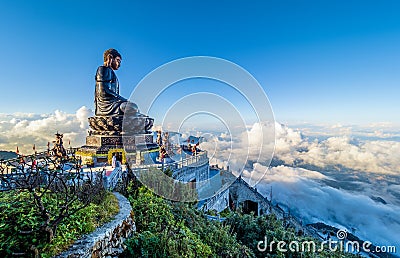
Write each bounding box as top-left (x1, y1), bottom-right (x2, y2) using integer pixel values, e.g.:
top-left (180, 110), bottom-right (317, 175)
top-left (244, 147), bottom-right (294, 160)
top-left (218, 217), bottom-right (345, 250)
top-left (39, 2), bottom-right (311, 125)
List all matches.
top-left (204, 214), bottom-right (226, 222)
top-left (171, 151), bottom-right (209, 180)
top-left (103, 167), bottom-right (122, 190)
top-left (126, 151), bottom-right (208, 175)
top-left (1, 148), bottom-right (210, 191)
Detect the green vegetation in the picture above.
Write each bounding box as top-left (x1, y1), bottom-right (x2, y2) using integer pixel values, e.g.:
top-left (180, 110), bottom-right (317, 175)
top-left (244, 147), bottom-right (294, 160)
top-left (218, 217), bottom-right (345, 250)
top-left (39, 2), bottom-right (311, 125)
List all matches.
top-left (122, 182), bottom-right (360, 258)
top-left (0, 190), bottom-right (119, 257)
top-left (0, 150), bottom-right (17, 160)
top-left (122, 186), bottom-right (252, 257)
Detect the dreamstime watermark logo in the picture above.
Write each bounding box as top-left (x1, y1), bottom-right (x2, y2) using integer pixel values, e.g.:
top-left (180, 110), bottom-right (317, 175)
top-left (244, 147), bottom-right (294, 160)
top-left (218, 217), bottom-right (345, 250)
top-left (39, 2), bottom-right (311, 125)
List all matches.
top-left (336, 229), bottom-right (347, 240)
top-left (122, 56), bottom-right (275, 202)
top-left (257, 229), bottom-right (397, 254)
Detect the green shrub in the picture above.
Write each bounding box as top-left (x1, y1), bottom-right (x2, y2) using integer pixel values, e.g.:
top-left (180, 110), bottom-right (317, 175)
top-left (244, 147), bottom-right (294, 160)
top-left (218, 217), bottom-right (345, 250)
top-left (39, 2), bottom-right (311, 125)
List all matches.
top-left (0, 190), bottom-right (119, 257)
top-left (219, 207), bottom-right (232, 218)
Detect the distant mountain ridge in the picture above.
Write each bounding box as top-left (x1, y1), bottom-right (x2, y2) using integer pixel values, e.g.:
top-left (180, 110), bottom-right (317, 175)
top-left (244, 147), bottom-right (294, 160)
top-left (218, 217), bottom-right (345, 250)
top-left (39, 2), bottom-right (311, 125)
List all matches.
top-left (0, 151), bottom-right (17, 160)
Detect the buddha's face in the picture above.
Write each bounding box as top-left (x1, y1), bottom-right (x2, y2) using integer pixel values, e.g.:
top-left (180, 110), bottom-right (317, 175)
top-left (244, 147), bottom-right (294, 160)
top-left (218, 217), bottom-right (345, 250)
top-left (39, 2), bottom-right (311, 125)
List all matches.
top-left (111, 56), bottom-right (122, 70)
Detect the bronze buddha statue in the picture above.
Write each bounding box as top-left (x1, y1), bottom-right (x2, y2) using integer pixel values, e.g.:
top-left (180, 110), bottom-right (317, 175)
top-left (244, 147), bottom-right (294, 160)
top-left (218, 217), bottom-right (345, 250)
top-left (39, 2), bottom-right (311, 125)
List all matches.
top-left (89, 48), bottom-right (153, 135)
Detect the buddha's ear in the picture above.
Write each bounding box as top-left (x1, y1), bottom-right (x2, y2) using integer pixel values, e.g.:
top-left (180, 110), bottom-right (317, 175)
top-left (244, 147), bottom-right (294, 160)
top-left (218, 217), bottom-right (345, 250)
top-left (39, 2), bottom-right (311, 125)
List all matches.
top-left (106, 54), bottom-right (113, 66)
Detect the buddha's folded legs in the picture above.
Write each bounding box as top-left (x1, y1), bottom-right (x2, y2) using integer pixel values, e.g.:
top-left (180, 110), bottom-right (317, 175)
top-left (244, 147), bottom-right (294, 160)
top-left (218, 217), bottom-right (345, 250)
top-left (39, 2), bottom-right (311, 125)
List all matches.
top-left (119, 101), bottom-right (139, 116)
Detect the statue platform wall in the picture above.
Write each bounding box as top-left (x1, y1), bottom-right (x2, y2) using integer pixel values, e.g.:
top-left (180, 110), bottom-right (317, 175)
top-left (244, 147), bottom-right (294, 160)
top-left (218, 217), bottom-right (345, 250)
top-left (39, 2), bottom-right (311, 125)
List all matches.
top-left (77, 133), bottom-right (158, 166)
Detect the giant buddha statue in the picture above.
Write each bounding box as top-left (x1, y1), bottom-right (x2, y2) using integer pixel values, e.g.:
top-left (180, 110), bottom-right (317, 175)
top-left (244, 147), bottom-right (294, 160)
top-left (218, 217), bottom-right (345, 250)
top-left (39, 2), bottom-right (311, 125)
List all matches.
top-left (88, 48), bottom-right (153, 135)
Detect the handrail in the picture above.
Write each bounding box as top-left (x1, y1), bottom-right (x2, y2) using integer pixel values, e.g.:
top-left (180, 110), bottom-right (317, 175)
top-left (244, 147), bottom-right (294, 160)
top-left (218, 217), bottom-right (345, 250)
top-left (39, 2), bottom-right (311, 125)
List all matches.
top-left (127, 151), bottom-right (208, 173)
top-left (200, 187), bottom-right (229, 211)
top-left (1, 148), bottom-right (209, 191)
top-left (104, 167), bottom-right (122, 190)
top-left (205, 214), bottom-right (226, 222)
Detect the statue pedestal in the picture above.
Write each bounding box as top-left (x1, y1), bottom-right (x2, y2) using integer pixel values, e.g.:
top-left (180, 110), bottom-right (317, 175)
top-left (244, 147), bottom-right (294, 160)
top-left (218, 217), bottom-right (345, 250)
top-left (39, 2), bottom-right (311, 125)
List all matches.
top-left (85, 134), bottom-right (156, 151)
top-left (78, 113), bottom-right (157, 166)
top-left (77, 133), bottom-right (158, 165)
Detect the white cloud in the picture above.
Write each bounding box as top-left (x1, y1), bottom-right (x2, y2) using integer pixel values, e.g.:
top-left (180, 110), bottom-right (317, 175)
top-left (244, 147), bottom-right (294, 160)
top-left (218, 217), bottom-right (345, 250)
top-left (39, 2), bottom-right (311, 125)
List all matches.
top-left (293, 135), bottom-right (400, 175)
top-left (270, 123), bottom-right (400, 174)
top-left (76, 106), bottom-right (93, 129)
top-left (200, 121), bottom-right (400, 176)
top-left (0, 107), bottom-right (92, 154)
top-left (288, 122), bottom-right (400, 140)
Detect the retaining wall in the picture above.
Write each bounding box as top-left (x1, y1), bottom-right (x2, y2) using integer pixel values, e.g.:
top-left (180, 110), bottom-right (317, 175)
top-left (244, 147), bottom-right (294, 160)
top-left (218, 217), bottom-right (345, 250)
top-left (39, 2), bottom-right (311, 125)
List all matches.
top-left (55, 192), bottom-right (135, 258)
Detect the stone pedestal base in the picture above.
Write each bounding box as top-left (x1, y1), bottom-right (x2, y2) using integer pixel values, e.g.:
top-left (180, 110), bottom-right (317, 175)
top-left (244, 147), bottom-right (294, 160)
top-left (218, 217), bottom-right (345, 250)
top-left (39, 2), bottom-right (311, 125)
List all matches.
top-left (82, 134), bottom-right (156, 154)
top-left (77, 133), bottom-right (158, 166)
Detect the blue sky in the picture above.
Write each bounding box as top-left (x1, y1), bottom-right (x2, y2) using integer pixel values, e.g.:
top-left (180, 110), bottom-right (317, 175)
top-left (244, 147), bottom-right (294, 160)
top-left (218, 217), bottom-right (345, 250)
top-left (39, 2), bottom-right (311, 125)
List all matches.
top-left (1, 0), bottom-right (400, 124)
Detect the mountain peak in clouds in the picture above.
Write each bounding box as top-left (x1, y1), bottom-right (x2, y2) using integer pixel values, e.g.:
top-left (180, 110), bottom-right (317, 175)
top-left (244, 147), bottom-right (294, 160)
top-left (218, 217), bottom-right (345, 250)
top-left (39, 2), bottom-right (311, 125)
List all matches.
top-left (0, 150), bottom-right (17, 160)
top-left (370, 196), bottom-right (387, 205)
